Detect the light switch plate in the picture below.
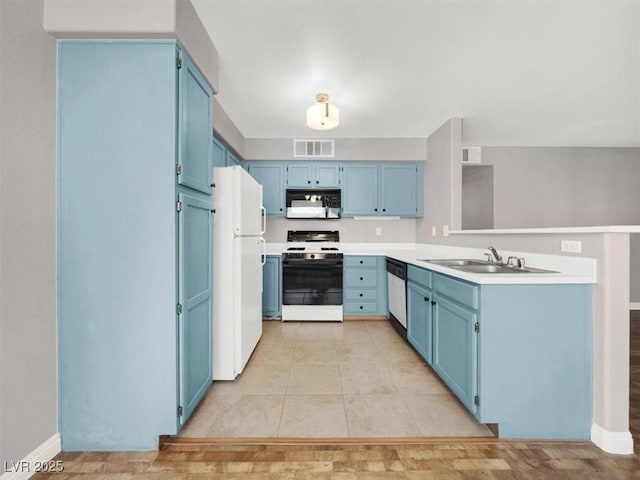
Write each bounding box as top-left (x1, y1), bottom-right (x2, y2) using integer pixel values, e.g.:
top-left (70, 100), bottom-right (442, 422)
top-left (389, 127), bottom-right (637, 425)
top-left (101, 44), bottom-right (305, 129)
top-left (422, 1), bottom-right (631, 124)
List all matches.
top-left (443, 225), bottom-right (449, 237)
top-left (561, 240), bottom-right (582, 253)
top-left (375, 227), bottom-right (382, 236)
top-left (432, 226), bottom-right (437, 236)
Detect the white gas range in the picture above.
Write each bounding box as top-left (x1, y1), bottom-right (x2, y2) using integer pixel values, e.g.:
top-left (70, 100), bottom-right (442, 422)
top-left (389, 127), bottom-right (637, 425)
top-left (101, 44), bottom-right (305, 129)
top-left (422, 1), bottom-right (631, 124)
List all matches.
top-left (281, 230), bottom-right (343, 322)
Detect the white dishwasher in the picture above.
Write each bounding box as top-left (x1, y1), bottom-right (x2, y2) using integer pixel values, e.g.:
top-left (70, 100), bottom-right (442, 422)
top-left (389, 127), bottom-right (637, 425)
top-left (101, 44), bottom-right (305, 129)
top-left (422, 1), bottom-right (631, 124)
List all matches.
top-left (386, 258), bottom-right (407, 332)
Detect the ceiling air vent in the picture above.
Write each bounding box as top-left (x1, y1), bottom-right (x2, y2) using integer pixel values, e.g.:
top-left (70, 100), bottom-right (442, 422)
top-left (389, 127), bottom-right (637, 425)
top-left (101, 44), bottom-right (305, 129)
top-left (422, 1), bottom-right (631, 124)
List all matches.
top-left (293, 139), bottom-right (335, 158)
top-left (462, 146), bottom-right (482, 164)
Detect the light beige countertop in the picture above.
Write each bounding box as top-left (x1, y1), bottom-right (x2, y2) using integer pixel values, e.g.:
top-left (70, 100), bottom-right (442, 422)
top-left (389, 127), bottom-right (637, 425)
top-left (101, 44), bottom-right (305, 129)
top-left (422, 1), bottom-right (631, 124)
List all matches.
top-left (266, 242), bottom-right (596, 285)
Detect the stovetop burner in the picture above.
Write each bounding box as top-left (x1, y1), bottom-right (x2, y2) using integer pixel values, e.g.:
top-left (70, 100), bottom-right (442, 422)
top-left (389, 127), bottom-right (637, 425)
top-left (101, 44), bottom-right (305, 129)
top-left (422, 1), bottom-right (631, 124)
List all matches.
top-left (287, 247), bottom-right (305, 251)
top-left (321, 247), bottom-right (339, 251)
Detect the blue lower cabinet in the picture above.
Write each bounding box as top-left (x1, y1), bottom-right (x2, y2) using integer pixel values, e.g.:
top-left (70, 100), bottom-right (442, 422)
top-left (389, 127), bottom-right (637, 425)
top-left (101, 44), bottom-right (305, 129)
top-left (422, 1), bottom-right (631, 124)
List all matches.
top-left (407, 281), bottom-right (433, 364)
top-left (432, 294), bottom-right (478, 414)
top-left (423, 269), bottom-right (592, 440)
top-left (263, 255), bottom-right (281, 316)
top-left (343, 256), bottom-right (387, 315)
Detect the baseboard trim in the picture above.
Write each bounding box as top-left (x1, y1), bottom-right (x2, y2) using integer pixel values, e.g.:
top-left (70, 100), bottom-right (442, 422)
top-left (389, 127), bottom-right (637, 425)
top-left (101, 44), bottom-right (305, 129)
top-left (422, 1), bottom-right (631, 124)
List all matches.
top-left (630, 302), bottom-right (640, 311)
top-left (590, 424), bottom-right (634, 454)
top-left (1, 433), bottom-right (61, 479)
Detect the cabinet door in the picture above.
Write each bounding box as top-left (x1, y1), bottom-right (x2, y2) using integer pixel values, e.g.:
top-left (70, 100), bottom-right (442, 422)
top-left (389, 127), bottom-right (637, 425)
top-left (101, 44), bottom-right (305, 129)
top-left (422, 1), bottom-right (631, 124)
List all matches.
top-left (315, 164), bottom-right (341, 187)
top-left (342, 164), bottom-right (379, 215)
top-left (407, 282), bottom-right (433, 364)
top-left (212, 137), bottom-right (226, 168)
top-left (226, 151), bottom-right (240, 167)
top-left (262, 256), bottom-right (282, 316)
top-left (432, 295), bottom-right (478, 413)
top-left (177, 193), bottom-right (213, 425)
top-left (381, 163), bottom-right (418, 216)
top-left (286, 163), bottom-right (314, 187)
top-left (177, 51), bottom-right (213, 195)
top-left (248, 163), bottom-right (285, 215)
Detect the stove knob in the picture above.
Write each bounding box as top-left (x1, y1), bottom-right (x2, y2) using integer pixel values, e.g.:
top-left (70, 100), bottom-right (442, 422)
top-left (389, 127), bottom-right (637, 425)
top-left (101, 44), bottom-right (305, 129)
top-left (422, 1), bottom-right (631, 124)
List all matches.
top-left (310, 254), bottom-right (315, 259)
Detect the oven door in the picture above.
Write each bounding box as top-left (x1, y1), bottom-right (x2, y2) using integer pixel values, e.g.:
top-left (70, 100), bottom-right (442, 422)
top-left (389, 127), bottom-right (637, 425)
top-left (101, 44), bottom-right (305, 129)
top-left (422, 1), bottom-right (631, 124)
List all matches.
top-left (282, 257), bottom-right (343, 305)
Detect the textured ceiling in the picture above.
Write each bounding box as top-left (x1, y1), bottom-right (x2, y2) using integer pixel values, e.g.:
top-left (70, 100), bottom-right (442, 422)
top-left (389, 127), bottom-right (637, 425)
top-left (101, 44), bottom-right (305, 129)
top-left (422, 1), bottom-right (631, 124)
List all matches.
top-left (192, 0), bottom-right (640, 146)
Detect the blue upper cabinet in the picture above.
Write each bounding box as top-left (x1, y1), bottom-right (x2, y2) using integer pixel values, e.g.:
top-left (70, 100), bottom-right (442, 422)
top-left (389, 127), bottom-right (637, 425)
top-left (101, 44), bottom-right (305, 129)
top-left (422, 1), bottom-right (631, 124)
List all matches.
top-left (286, 163), bottom-right (314, 187)
top-left (380, 163), bottom-right (423, 216)
top-left (226, 151), bottom-right (240, 167)
top-left (177, 49), bottom-right (213, 195)
top-left (286, 162), bottom-right (341, 188)
top-left (342, 162), bottom-right (423, 217)
top-left (342, 163), bottom-right (379, 215)
top-left (315, 163), bottom-right (341, 187)
top-left (247, 162), bottom-right (285, 215)
top-left (212, 137), bottom-right (226, 168)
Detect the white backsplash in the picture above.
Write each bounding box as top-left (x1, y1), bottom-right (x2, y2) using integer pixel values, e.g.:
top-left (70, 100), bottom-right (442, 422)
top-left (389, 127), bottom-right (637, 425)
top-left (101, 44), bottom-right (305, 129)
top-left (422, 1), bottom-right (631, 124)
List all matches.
top-left (264, 217), bottom-right (417, 243)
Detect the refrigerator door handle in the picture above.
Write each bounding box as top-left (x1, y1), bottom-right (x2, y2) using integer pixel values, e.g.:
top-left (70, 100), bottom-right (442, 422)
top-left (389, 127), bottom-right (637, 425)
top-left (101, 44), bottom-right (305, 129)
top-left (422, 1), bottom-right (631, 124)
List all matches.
top-left (260, 206), bottom-right (266, 235)
top-left (260, 237), bottom-right (266, 266)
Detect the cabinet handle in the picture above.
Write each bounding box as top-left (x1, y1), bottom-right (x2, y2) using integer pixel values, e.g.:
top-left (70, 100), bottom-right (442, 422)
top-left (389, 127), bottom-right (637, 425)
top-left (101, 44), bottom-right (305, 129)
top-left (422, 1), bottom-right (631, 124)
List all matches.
top-left (431, 300), bottom-right (436, 306)
top-left (359, 293), bottom-right (363, 297)
top-left (383, 208), bottom-right (386, 212)
top-left (359, 306), bottom-right (363, 310)
top-left (316, 180), bottom-right (319, 184)
top-left (424, 297), bottom-right (428, 302)
top-left (359, 260), bottom-right (363, 264)
top-left (374, 208), bottom-right (378, 212)
top-left (307, 180), bottom-right (311, 184)
top-left (280, 208), bottom-right (283, 211)
top-left (360, 277), bottom-right (363, 281)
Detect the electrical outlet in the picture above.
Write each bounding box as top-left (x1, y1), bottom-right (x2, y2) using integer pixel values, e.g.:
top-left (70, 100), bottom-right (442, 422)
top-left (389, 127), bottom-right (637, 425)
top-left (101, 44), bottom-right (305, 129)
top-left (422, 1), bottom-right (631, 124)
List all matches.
top-left (431, 226), bottom-right (437, 236)
top-left (443, 225), bottom-right (449, 237)
top-left (561, 240), bottom-right (582, 253)
top-left (375, 227), bottom-right (382, 236)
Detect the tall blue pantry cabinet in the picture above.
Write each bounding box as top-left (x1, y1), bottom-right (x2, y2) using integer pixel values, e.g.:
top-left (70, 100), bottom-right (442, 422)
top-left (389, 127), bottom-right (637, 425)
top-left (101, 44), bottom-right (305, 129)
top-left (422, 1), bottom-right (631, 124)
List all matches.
top-left (57, 41), bottom-right (213, 450)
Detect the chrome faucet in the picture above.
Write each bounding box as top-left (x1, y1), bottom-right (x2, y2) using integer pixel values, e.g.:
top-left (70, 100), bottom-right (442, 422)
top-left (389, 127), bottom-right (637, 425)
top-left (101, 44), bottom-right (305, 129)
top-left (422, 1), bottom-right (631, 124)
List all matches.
top-left (487, 246), bottom-right (503, 264)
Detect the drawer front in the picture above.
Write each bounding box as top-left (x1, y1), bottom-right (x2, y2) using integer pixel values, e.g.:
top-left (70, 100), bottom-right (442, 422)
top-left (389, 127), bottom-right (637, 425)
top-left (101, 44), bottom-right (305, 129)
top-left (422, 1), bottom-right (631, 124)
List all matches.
top-left (408, 264), bottom-right (432, 288)
top-left (343, 302), bottom-right (379, 314)
top-left (345, 289), bottom-right (378, 303)
top-left (345, 256), bottom-right (378, 268)
top-left (434, 273), bottom-right (479, 310)
top-left (345, 268), bottom-right (378, 288)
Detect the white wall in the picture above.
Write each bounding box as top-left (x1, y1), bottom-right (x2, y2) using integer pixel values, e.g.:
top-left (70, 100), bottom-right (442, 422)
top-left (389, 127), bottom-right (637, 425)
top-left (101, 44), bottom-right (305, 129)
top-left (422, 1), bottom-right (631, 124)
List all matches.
top-left (43, 0), bottom-right (219, 91)
top-left (482, 147), bottom-right (640, 228)
top-left (415, 118), bottom-right (462, 240)
top-left (461, 165), bottom-right (494, 230)
top-left (264, 218), bottom-right (416, 244)
top-left (213, 98), bottom-right (245, 157)
top-left (0, 0), bottom-right (58, 463)
top-left (244, 138), bottom-right (427, 161)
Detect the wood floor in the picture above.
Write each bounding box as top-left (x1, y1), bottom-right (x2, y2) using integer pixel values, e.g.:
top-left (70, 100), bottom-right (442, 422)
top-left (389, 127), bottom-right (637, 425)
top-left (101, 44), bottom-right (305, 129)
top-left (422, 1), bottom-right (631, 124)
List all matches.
top-left (31, 313), bottom-right (640, 479)
top-left (32, 438), bottom-right (640, 479)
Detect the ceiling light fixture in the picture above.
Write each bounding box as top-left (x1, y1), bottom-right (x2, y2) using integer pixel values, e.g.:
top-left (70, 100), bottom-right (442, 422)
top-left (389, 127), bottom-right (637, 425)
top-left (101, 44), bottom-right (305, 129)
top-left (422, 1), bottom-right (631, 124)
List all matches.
top-left (306, 93), bottom-right (339, 130)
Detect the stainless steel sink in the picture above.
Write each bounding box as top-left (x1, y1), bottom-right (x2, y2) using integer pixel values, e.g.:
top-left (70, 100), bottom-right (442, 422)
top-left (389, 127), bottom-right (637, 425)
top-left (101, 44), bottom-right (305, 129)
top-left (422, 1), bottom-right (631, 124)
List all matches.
top-left (452, 264), bottom-right (531, 273)
top-left (419, 259), bottom-right (489, 266)
top-left (419, 259), bottom-right (557, 274)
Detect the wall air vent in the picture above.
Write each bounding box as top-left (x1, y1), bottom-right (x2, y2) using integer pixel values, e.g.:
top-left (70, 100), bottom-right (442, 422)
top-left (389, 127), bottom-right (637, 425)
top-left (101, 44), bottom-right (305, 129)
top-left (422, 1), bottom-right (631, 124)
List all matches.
top-left (293, 139), bottom-right (335, 158)
top-left (462, 146), bottom-right (482, 164)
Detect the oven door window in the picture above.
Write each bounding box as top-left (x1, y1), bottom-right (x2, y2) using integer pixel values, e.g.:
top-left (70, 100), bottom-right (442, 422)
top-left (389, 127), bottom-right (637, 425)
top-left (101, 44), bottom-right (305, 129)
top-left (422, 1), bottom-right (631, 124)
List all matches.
top-left (282, 261), bottom-right (343, 305)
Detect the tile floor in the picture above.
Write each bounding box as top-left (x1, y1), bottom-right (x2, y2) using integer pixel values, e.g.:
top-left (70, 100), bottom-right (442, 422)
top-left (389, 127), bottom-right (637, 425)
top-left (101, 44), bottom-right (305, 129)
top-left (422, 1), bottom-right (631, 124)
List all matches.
top-left (180, 320), bottom-right (493, 438)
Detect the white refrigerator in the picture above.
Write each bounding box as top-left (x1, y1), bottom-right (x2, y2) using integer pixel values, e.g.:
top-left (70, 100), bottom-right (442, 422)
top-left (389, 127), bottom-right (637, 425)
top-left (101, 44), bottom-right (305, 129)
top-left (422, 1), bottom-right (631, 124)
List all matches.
top-left (212, 166), bottom-right (266, 380)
